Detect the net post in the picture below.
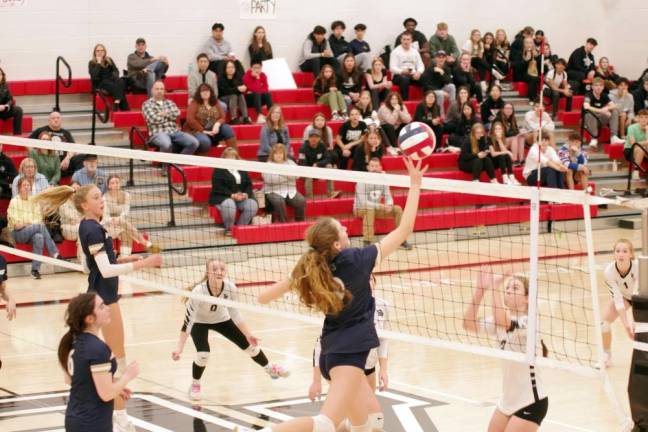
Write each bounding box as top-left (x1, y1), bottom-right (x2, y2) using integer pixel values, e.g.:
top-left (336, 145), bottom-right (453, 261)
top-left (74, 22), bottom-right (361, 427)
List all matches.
top-left (525, 188), bottom-right (540, 364)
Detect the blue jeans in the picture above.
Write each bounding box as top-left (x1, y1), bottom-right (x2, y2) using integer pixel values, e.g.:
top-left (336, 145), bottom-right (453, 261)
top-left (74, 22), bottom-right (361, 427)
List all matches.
top-left (144, 60), bottom-right (169, 95)
top-left (194, 123), bottom-right (235, 151)
top-left (149, 131), bottom-right (199, 155)
top-left (12, 223), bottom-right (59, 271)
top-left (216, 198), bottom-right (258, 229)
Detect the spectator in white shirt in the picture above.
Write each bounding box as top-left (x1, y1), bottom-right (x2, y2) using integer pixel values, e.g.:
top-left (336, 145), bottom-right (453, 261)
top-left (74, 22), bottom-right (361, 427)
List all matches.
top-left (543, 58), bottom-right (573, 118)
top-left (523, 133), bottom-right (568, 188)
top-left (262, 144), bottom-right (305, 222)
top-left (389, 32), bottom-right (424, 101)
top-left (524, 102), bottom-right (555, 146)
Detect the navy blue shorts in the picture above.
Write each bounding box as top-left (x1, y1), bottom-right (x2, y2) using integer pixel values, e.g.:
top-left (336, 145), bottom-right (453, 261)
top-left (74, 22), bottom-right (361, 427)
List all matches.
top-left (88, 287), bottom-right (120, 305)
top-left (319, 350), bottom-right (370, 381)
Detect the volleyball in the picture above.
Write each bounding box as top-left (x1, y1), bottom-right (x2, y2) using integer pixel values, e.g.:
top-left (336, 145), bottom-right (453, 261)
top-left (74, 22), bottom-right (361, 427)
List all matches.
top-left (397, 122), bottom-right (436, 160)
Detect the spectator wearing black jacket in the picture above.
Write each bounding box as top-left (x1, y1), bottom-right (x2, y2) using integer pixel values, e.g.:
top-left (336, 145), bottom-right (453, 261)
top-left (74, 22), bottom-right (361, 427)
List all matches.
top-left (421, 50), bottom-right (456, 116)
top-left (633, 77), bottom-right (648, 114)
top-left (453, 53), bottom-right (482, 102)
top-left (218, 61), bottom-right (251, 124)
top-left (352, 129), bottom-right (384, 172)
top-left (480, 85), bottom-right (505, 127)
top-left (0, 144), bottom-right (17, 199)
top-left (329, 20), bottom-right (351, 66)
top-left (395, 17), bottom-right (431, 67)
top-left (414, 90), bottom-right (443, 146)
top-left (458, 123), bottom-right (497, 182)
top-left (0, 67), bottom-right (23, 135)
top-left (89, 44), bottom-right (129, 112)
top-left (298, 129), bottom-right (340, 198)
top-left (567, 38), bottom-right (597, 93)
top-left (338, 54), bottom-right (363, 107)
top-left (510, 26), bottom-right (534, 81)
top-left (448, 102), bottom-right (479, 150)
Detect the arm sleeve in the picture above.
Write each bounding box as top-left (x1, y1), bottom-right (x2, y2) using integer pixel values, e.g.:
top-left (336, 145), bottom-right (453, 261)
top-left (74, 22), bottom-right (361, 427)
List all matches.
top-left (120, 193), bottom-right (131, 218)
top-left (94, 252), bottom-right (134, 278)
top-left (313, 337), bottom-right (321, 367)
top-left (389, 49), bottom-right (402, 75)
top-left (302, 39), bottom-right (320, 62)
top-left (559, 147), bottom-right (579, 170)
top-left (377, 338), bottom-right (389, 359)
top-left (167, 101), bottom-right (180, 120)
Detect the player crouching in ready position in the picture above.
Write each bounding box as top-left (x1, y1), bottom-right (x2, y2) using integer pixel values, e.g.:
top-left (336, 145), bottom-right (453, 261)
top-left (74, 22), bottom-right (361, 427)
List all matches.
top-left (172, 258), bottom-right (289, 400)
top-left (463, 269), bottom-right (549, 432)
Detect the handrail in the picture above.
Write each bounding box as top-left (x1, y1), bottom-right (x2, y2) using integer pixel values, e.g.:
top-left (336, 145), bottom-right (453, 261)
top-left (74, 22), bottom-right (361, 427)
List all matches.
top-left (127, 127), bottom-right (148, 186)
top-left (166, 163), bottom-right (187, 227)
top-left (625, 142), bottom-right (648, 195)
top-left (53, 56), bottom-right (72, 112)
top-left (90, 88), bottom-right (111, 145)
top-left (579, 108), bottom-right (602, 146)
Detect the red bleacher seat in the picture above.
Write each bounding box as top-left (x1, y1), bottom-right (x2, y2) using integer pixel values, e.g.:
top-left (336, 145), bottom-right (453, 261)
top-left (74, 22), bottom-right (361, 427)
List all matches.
top-left (0, 117), bottom-right (33, 134)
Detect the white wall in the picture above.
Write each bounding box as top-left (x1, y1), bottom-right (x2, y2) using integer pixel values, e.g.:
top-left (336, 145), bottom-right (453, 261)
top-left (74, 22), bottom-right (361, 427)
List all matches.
top-left (0, 0), bottom-right (645, 82)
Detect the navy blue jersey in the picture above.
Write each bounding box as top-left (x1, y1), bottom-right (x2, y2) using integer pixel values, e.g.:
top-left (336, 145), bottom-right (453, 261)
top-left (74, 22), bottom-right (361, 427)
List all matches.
top-left (65, 332), bottom-right (116, 432)
top-left (0, 254), bottom-right (7, 282)
top-left (320, 245), bottom-right (380, 354)
top-left (79, 219), bottom-right (119, 304)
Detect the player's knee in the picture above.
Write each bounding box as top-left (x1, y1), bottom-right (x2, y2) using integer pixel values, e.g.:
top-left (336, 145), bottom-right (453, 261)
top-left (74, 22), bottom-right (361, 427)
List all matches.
top-left (312, 414), bottom-right (336, 432)
top-left (601, 320), bottom-right (612, 333)
top-left (195, 351), bottom-right (210, 367)
top-left (368, 412), bottom-right (384, 431)
top-left (244, 344), bottom-right (260, 357)
top-left (349, 418), bottom-right (372, 432)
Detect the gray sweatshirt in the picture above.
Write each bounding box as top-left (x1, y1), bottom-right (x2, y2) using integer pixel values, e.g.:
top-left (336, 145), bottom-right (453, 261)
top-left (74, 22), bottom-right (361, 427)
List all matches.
top-left (201, 37), bottom-right (232, 62)
top-left (354, 182), bottom-right (394, 210)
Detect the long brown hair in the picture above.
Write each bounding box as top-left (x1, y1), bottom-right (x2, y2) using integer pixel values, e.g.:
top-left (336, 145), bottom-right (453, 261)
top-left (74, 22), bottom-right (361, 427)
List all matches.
top-left (289, 218), bottom-right (352, 315)
top-left (499, 102), bottom-right (519, 133)
top-left (33, 184), bottom-right (97, 217)
top-left (182, 258), bottom-right (224, 303)
top-left (250, 26), bottom-right (272, 55)
top-left (385, 91), bottom-right (404, 112)
top-left (313, 65), bottom-right (337, 94)
top-left (0, 67), bottom-right (6, 86)
top-left (57, 293), bottom-right (98, 372)
top-left (489, 121), bottom-right (506, 152)
top-left (193, 83), bottom-right (217, 107)
top-left (268, 143), bottom-right (288, 163)
top-left (90, 43), bottom-right (113, 67)
top-left (362, 129), bottom-right (383, 160)
top-left (505, 274), bottom-right (549, 357)
top-left (266, 105), bottom-right (285, 130)
top-left (311, 112), bottom-right (330, 147)
top-left (106, 175), bottom-right (126, 204)
top-left (469, 123), bottom-right (485, 154)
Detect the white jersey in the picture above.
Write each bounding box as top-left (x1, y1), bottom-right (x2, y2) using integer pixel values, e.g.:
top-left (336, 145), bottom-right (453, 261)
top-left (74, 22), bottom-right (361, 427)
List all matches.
top-left (314, 298), bottom-right (389, 371)
top-left (481, 315), bottom-right (547, 415)
top-left (182, 279), bottom-right (242, 333)
top-left (604, 259), bottom-right (638, 310)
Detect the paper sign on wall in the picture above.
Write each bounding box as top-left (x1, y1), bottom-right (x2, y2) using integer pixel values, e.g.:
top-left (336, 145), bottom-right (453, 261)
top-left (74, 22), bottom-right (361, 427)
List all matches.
top-left (240, 0), bottom-right (277, 20)
top-left (263, 58), bottom-right (297, 90)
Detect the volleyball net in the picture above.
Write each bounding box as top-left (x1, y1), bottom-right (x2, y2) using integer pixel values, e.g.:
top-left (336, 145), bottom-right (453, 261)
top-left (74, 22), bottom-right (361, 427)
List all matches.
top-left (0, 135), bottom-right (616, 376)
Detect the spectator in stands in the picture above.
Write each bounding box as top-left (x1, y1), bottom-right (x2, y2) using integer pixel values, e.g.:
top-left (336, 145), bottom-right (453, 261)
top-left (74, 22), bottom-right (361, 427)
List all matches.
top-left (482, 32), bottom-right (501, 84)
top-left (243, 60), bottom-right (273, 124)
top-left (510, 26), bottom-right (534, 81)
top-left (462, 29), bottom-right (488, 93)
top-left (524, 132), bottom-right (567, 188)
top-left (543, 58), bottom-right (573, 119)
top-left (584, 78), bottom-right (625, 147)
top-left (489, 121), bottom-right (518, 185)
top-left (298, 129), bottom-right (340, 199)
top-left (445, 85), bottom-right (470, 129)
top-left (201, 23), bottom-right (243, 76)
top-left (328, 20), bottom-right (351, 63)
top-left (103, 175), bottom-right (155, 256)
top-left (185, 83), bottom-right (236, 151)
top-left (0, 144), bottom-right (17, 199)
top-left (493, 29), bottom-right (510, 80)
top-left (520, 37), bottom-right (540, 103)
top-left (219, 61), bottom-right (252, 125)
top-left (126, 37), bottom-right (169, 96)
top-left (428, 22), bottom-right (460, 65)
top-left (567, 38), bottom-right (597, 94)
top-left (8, 177), bottom-right (61, 278)
top-left (355, 90), bottom-right (379, 124)
top-left (354, 157), bottom-right (412, 248)
top-left (458, 123), bottom-right (497, 183)
top-left (258, 105), bottom-right (292, 162)
top-left (89, 44), bottom-right (129, 112)
top-left (248, 26), bottom-right (273, 65)
top-left (524, 102), bottom-right (555, 146)
top-left (395, 18), bottom-right (431, 67)
top-left (59, 181), bottom-right (82, 241)
top-left (625, 110), bottom-right (648, 180)
top-left (313, 64), bottom-right (346, 120)
top-left (378, 92), bottom-right (411, 148)
top-left (610, 78), bottom-right (635, 138)
top-left (595, 57), bottom-right (619, 90)
top-left (480, 84), bottom-right (505, 127)
top-left (72, 154), bottom-right (108, 194)
top-left (538, 42), bottom-right (557, 75)
top-left (349, 23), bottom-right (372, 72)
top-left (632, 77), bottom-right (648, 114)
top-left (336, 107), bottom-right (368, 169)
top-left (262, 144), bottom-right (305, 223)
top-left (0, 67), bottom-right (24, 135)
top-left (302, 112), bottom-right (334, 149)
top-left (187, 53), bottom-right (221, 108)
top-left (29, 111), bottom-right (81, 177)
top-left (208, 147), bottom-right (258, 236)
top-left (454, 53), bottom-right (483, 102)
top-left (339, 54), bottom-right (363, 108)
top-left (143, 81), bottom-right (200, 154)
top-left (365, 58), bottom-right (391, 109)
top-left (390, 31), bottom-right (424, 101)
top-left (28, 131), bottom-right (61, 186)
top-left (414, 90), bottom-right (443, 145)
top-left (11, 158), bottom-right (48, 197)
top-left (495, 102), bottom-right (526, 165)
top-left (559, 132), bottom-right (590, 189)
top-left (299, 25), bottom-right (337, 77)
top-left (352, 129), bottom-right (384, 172)
top-left (421, 50), bottom-right (456, 116)
top-left (533, 30), bottom-right (545, 48)
top-left (448, 102), bottom-right (478, 152)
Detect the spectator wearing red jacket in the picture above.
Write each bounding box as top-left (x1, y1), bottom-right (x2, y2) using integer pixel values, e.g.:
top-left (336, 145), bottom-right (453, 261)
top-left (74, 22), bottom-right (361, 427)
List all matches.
top-left (243, 60), bottom-right (273, 124)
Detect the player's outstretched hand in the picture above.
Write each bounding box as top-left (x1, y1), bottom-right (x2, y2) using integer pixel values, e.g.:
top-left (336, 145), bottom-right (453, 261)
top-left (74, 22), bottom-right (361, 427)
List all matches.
top-left (402, 156), bottom-right (428, 188)
top-left (119, 387), bottom-right (133, 400)
top-left (625, 323), bottom-right (635, 340)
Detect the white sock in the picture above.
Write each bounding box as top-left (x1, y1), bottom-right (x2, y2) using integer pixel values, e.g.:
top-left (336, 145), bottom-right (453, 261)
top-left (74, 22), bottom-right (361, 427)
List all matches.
top-left (114, 409), bottom-right (128, 419)
top-left (192, 379), bottom-right (200, 385)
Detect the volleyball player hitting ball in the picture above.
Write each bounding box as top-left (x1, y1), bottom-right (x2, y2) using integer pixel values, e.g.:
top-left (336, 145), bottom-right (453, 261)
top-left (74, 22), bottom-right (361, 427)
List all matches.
top-left (36, 185), bottom-right (162, 432)
top-left (601, 238), bottom-right (637, 368)
top-left (172, 258), bottom-right (289, 401)
top-left (463, 269), bottom-right (548, 432)
top-left (58, 293), bottom-right (140, 432)
top-left (256, 157), bottom-right (425, 432)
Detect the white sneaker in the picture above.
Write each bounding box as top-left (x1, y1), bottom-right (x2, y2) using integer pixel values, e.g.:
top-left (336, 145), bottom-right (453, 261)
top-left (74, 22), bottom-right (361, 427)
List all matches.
top-left (113, 412), bottom-right (136, 432)
top-left (509, 174), bottom-right (521, 185)
top-left (588, 138), bottom-right (598, 148)
top-left (490, 178), bottom-right (500, 184)
top-left (188, 382), bottom-right (202, 401)
top-left (256, 114), bottom-right (266, 124)
top-left (502, 175), bottom-right (511, 185)
top-left (265, 363), bottom-right (290, 379)
top-left (632, 170), bottom-right (640, 180)
top-left (331, 112), bottom-right (342, 121)
top-left (611, 135), bottom-right (625, 144)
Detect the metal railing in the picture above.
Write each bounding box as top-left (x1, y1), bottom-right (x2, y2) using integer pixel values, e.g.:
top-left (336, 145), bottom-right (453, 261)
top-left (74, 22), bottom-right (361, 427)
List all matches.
top-left (53, 56), bottom-right (72, 112)
top-left (127, 127), bottom-right (148, 186)
top-left (166, 163), bottom-right (187, 227)
top-left (90, 89), bottom-right (111, 145)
